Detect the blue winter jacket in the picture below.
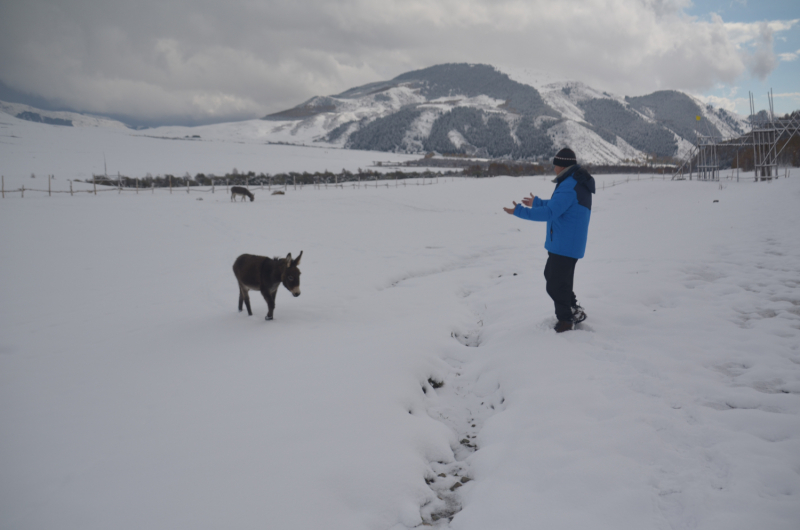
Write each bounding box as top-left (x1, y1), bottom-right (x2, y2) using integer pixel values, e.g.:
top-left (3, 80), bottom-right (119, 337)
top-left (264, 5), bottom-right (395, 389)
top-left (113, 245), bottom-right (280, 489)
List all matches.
top-left (513, 164), bottom-right (596, 259)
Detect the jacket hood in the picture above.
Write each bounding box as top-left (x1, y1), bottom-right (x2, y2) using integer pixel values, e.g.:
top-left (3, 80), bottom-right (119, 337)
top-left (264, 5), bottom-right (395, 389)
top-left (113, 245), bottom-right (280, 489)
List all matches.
top-left (556, 164), bottom-right (596, 194)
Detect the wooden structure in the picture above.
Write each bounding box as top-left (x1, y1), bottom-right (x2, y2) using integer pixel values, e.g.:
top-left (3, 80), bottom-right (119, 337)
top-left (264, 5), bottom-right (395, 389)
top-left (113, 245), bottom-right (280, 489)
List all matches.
top-left (673, 91), bottom-right (799, 181)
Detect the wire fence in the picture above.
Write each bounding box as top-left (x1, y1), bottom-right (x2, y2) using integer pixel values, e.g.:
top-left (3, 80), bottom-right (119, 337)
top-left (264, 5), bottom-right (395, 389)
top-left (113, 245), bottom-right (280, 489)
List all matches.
top-left (0, 173), bottom-right (451, 198)
top-left (2, 169), bottom-right (790, 199)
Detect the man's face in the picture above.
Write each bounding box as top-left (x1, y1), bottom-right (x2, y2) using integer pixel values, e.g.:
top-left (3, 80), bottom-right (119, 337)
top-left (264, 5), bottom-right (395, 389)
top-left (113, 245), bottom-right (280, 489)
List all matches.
top-left (554, 165), bottom-right (564, 175)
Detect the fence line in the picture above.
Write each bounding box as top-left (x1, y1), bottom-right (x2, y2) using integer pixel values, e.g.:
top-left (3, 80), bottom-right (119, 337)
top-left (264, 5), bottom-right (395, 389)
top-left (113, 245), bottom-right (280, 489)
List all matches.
top-left (2, 170), bottom-right (790, 199)
top-left (595, 169), bottom-right (790, 191)
top-left (0, 174), bottom-right (450, 198)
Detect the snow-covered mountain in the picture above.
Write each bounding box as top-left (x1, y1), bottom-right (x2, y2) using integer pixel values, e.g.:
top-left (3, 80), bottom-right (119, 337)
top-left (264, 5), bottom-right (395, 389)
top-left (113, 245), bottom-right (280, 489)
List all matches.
top-left (261, 63), bottom-right (750, 165)
top-left (0, 63), bottom-right (751, 166)
top-left (0, 101), bottom-right (130, 129)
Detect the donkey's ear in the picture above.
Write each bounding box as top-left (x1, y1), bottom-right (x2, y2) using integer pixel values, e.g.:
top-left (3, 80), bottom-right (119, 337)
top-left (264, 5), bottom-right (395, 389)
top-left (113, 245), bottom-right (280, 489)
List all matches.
top-left (293, 250), bottom-right (303, 266)
top-left (285, 253), bottom-right (292, 266)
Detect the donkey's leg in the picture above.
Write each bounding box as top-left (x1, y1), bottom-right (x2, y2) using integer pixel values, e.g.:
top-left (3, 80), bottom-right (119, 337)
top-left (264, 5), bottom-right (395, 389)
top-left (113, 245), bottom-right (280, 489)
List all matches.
top-left (262, 288), bottom-right (276, 320)
top-left (244, 290), bottom-right (252, 315)
top-left (236, 277), bottom-right (244, 312)
top-left (238, 283), bottom-right (253, 315)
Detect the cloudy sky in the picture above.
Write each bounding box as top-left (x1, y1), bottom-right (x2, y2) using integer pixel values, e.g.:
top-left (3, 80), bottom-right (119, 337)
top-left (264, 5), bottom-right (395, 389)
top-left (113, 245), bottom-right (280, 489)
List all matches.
top-left (0, 0), bottom-right (797, 127)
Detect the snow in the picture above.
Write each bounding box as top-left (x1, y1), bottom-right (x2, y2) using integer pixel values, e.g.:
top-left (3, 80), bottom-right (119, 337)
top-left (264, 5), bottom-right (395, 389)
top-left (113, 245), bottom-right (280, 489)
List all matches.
top-left (0, 101), bottom-right (130, 129)
top-left (403, 110), bottom-right (440, 152)
top-left (2, 117), bottom-right (800, 530)
top-left (547, 120), bottom-right (638, 165)
top-left (0, 112), bottom-right (419, 183)
top-left (495, 65), bottom-right (573, 92)
top-left (692, 96), bottom-right (750, 139)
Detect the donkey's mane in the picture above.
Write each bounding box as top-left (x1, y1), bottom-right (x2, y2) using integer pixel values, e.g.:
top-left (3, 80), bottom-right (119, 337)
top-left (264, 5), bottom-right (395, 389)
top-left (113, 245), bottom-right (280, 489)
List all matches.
top-left (271, 256), bottom-right (289, 266)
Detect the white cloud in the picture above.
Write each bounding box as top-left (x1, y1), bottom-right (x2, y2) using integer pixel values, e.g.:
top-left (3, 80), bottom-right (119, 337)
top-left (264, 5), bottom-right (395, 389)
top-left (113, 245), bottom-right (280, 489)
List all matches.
top-left (0, 0), bottom-right (796, 125)
top-left (778, 49), bottom-right (800, 62)
top-left (723, 18), bottom-right (799, 46)
top-left (693, 93), bottom-right (746, 113)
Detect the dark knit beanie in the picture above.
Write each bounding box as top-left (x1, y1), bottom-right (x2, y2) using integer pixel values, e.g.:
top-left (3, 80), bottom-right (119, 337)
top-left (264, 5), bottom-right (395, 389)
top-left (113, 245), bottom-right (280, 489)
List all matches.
top-left (553, 148), bottom-right (577, 167)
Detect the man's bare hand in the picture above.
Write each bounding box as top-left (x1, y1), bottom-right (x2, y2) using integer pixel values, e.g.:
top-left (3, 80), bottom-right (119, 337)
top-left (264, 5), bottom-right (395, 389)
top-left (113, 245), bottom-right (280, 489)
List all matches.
top-left (521, 193), bottom-right (537, 207)
top-left (503, 201), bottom-right (518, 214)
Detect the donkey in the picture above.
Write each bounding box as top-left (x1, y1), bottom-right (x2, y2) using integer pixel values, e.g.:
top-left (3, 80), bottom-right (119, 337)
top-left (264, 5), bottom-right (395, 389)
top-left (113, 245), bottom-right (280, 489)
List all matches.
top-left (231, 186), bottom-right (254, 202)
top-left (232, 252), bottom-right (302, 320)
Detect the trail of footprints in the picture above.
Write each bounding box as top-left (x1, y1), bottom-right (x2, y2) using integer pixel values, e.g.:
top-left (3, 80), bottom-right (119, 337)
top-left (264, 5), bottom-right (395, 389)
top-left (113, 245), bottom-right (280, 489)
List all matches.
top-left (417, 325), bottom-right (506, 527)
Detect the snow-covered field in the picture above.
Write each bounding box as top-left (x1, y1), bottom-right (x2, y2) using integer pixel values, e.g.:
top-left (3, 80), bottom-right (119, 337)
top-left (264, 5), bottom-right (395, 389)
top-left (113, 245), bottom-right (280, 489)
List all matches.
top-left (0, 111), bottom-right (420, 184)
top-left (1, 118), bottom-right (799, 530)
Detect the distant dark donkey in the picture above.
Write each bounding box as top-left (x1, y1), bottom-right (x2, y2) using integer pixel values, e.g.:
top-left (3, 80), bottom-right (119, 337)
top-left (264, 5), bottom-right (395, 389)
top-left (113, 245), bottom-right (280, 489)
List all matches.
top-left (232, 252), bottom-right (302, 320)
top-left (231, 186), bottom-right (254, 202)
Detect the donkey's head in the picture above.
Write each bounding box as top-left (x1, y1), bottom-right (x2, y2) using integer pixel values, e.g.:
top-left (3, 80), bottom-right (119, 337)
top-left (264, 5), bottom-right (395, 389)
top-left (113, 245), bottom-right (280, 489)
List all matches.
top-left (282, 251), bottom-right (303, 297)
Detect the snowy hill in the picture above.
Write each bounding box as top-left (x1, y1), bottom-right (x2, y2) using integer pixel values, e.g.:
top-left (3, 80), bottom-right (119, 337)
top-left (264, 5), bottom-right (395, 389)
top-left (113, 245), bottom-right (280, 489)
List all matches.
top-left (0, 63), bottom-right (752, 166)
top-left (0, 101), bottom-right (130, 129)
top-left (259, 63), bottom-right (751, 164)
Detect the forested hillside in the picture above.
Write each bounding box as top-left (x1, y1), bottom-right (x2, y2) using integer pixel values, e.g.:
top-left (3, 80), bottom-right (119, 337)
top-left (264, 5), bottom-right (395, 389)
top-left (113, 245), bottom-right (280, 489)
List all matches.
top-left (260, 63), bottom-right (752, 164)
top-left (579, 98), bottom-right (678, 157)
top-left (626, 91), bottom-right (721, 142)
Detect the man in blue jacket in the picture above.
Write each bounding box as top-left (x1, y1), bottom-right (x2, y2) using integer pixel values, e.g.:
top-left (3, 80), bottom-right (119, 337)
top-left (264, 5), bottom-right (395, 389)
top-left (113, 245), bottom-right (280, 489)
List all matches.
top-left (503, 148), bottom-right (596, 332)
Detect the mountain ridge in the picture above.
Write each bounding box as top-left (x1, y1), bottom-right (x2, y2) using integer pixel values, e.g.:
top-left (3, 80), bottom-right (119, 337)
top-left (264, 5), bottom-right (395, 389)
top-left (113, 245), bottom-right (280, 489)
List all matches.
top-left (263, 63), bottom-right (749, 164)
top-left (1, 63), bottom-right (752, 166)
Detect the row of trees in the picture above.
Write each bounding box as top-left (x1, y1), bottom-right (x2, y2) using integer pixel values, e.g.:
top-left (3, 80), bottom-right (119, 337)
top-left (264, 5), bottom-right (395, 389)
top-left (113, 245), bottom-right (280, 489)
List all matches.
top-left (83, 167), bottom-right (470, 189)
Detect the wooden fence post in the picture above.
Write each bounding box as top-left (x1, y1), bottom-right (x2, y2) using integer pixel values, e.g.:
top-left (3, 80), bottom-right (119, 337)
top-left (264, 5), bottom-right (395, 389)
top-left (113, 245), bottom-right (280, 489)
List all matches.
top-left (169, 175), bottom-right (172, 194)
top-left (22, 185), bottom-right (25, 198)
top-left (70, 180), bottom-right (73, 196)
top-left (93, 175), bottom-right (97, 195)
top-left (136, 178), bottom-right (139, 194)
top-left (187, 178), bottom-right (190, 194)
top-left (118, 172), bottom-right (121, 194)
top-left (293, 175), bottom-right (296, 190)
top-left (212, 180), bottom-right (215, 194)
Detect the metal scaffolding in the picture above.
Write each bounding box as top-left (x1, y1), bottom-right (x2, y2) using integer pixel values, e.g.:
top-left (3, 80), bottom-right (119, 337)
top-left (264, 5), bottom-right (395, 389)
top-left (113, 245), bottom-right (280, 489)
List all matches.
top-left (673, 91), bottom-right (799, 181)
top-left (749, 91), bottom-right (800, 179)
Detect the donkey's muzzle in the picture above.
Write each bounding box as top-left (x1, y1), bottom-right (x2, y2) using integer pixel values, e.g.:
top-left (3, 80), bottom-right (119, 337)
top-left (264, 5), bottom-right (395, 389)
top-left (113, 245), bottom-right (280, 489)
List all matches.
top-left (293, 292), bottom-right (301, 297)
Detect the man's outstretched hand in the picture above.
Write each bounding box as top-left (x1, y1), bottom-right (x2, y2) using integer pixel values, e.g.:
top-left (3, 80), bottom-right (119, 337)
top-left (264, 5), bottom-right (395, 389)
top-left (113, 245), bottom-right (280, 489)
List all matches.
top-left (521, 193), bottom-right (537, 207)
top-left (503, 201), bottom-right (518, 214)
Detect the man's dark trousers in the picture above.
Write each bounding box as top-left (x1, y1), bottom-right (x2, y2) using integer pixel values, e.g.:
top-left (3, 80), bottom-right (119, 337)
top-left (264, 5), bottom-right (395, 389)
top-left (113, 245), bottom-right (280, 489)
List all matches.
top-left (544, 252), bottom-right (578, 322)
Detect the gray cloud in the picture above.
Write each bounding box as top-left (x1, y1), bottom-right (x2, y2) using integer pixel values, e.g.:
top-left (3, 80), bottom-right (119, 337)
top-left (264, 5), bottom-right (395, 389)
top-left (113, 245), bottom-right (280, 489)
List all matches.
top-left (745, 22), bottom-right (778, 80)
top-left (0, 0), bottom-right (790, 126)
